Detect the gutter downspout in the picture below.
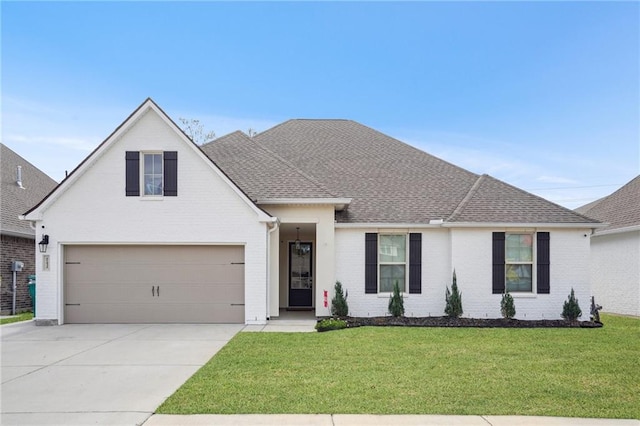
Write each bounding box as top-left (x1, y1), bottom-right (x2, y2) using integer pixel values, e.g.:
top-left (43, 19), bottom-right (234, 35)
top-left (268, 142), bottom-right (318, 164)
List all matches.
top-left (266, 217), bottom-right (279, 321)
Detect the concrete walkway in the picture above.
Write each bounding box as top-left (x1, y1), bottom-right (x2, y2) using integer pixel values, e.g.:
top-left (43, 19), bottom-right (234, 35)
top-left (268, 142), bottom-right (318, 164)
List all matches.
top-left (144, 414), bottom-right (640, 425)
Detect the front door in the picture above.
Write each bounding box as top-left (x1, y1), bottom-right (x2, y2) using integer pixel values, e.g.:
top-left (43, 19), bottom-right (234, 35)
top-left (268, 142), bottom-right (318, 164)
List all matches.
top-left (289, 242), bottom-right (313, 307)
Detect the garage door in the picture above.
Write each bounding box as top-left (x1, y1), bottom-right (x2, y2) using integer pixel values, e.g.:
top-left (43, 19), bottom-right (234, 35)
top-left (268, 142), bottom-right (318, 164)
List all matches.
top-left (64, 245), bottom-right (244, 323)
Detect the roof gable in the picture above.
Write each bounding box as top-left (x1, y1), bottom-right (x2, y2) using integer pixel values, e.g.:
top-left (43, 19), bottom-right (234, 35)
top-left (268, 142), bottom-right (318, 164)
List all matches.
top-left (1, 144), bottom-right (57, 237)
top-left (577, 175), bottom-right (640, 233)
top-left (23, 99), bottom-right (273, 223)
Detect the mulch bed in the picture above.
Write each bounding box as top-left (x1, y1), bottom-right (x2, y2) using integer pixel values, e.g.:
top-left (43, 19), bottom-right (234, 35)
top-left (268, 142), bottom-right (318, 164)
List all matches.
top-left (340, 316), bottom-right (603, 328)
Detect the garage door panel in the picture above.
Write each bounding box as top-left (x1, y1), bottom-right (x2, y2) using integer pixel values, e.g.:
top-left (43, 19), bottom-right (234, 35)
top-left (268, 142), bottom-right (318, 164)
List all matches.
top-left (160, 283), bottom-right (244, 304)
top-left (65, 283), bottom-right (154, 304)
top-left (64, 245), bottom-right (245, 324)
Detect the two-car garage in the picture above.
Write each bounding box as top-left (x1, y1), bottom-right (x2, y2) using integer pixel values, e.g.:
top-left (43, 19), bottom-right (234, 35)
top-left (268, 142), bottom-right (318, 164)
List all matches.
top-left (63, 245), bottom-right (245, 324)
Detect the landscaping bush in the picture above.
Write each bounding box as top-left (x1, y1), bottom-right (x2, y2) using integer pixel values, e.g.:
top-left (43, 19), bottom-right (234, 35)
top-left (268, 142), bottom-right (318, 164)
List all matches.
top-left (315, 318), bottom-right (347, 332)
top-left (445, 270), bottom-right (463, 318)
top-left (562, 287), bottom-right (582, 321)
top-left (500, 291), bottom-right (516, 319)
top-left (388, 281), bottom-right (405, 317)
top-left (331, 281), bottom-right (349, 317)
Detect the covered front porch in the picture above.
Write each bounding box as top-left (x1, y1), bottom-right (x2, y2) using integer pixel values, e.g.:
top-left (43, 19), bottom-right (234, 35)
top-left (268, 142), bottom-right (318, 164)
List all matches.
top-left (261, 200), bottom-right (348, 320)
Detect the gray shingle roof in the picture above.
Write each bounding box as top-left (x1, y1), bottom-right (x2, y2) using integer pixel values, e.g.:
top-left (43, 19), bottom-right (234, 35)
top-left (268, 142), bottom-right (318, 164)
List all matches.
top-left (576, 175), bottom-right (640, 233)
top-left (246, 119), bottom-right (597, 225)
top-left (448, 174), bottom-right (599, 224)
top-left (1, 144), bottom-right (57, 237)
top-left (201, 131), bottom-right (336, 201)
top-left (253, 119), bottom-right (479, 223)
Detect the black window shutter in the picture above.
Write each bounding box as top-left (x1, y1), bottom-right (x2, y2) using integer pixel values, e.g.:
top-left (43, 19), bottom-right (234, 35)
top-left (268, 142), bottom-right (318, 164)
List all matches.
top-left (365, 233), bottom-right (378, 294)
top-left (163, 151), bottom-right (178, 196)
top-left (125, 151), bottom-right (140, 196)
top-left (537, 232), bottom-right (550, 294)
top-left (492, 232), bottom-right (505, 294)
top-left (409, 233), bottom-right (422, 294)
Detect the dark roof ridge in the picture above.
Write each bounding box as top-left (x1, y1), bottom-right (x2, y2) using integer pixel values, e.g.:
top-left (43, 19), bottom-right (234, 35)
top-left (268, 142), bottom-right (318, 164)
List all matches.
top-left (206, 130), bottom-right (339, 199)
top-left (447, 174), bottom-right (487, 222)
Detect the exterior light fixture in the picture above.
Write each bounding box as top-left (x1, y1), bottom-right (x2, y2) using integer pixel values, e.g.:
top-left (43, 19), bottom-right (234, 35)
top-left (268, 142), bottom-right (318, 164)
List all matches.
top-left (295, 227), bottom-right (301, 253)
top-left (39, 235), bottom-right (49, 253)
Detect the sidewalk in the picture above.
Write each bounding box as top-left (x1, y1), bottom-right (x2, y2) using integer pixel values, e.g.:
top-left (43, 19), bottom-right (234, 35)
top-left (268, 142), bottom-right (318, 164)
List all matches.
top-left (144, 414), bottom-right (640, 426)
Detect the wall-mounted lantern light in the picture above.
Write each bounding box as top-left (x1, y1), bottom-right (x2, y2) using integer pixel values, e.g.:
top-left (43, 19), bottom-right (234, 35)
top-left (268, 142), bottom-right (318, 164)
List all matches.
top-left (39, 235), bottom-right (49, 253)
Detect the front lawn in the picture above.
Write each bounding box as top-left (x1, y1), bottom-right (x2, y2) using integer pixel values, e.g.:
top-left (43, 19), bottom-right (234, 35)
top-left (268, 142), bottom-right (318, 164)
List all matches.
top-left (157, 314), bottom-right (639, 418)
top-left (0, 312), bottom-right (34, 325)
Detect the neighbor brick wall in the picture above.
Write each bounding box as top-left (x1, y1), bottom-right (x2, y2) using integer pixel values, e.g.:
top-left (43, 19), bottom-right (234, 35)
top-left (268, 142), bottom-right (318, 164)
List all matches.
top-left (0, 234), bottom-right (35, 314)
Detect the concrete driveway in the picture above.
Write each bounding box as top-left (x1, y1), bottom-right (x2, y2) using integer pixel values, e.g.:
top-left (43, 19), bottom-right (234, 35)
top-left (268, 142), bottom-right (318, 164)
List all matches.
top-left (1, 320), bottom-right (242, 425)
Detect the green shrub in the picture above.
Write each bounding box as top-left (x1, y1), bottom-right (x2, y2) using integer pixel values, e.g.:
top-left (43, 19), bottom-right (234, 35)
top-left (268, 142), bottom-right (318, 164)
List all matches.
top-left (445, 270), bottom-right (463, 318)
top-left (388, 281), bottom-right (405, 317)
top-left (500, 291), bottom-right (516, 319)
top-left (331, 281), bottom-right (349, 317)
top-left (315, 318), bottom-right (347, 332)
top-left (561, 288), bottom-right (582, 321)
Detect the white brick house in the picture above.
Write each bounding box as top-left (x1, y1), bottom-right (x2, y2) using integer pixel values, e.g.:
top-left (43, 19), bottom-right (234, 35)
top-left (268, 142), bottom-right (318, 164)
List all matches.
top-left (577, 176), bottom-right (640, 317)
top-left (23, 99), bottom-right (601, 325)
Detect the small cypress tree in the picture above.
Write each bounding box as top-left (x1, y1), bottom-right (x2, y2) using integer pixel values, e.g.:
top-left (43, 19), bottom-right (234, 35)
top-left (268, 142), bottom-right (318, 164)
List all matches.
top-left (388, 281), bottom-right (405, 317)
top-left (500, 291), bottom-right (516, 319)
top-left (331, 281), bottom-right (349, 317)
top-left (561, 288), bottom-right (582, 321)
top-left (445, 270), bottom-right (463, 318)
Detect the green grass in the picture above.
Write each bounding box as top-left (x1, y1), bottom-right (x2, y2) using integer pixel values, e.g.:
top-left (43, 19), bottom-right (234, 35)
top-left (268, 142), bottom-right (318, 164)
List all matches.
top-left (158, 314), bottom-right (640, 418)
top-left (0, 311), bottom-right (34, 325)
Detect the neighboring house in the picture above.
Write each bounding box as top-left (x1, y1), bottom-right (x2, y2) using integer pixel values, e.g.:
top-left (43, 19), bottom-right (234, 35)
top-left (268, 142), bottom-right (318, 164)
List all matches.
top-left (23, 99), bottom-right (601, 325)
top-left (576, 176), bottom-right (640, 317)
top-left (1, 144), bottom-right (57, 314)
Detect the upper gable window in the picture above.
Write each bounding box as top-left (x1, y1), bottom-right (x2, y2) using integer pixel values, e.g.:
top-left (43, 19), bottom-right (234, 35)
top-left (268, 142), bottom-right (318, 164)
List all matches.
top-left (126, 151), bottom-right (177, 197)
top-left (143, 153), bottom-right (163, 196)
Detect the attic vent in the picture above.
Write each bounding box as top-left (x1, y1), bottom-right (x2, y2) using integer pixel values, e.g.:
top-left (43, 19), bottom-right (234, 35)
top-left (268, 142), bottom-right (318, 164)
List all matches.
top-left (16, 166), bottom-right (24, 189)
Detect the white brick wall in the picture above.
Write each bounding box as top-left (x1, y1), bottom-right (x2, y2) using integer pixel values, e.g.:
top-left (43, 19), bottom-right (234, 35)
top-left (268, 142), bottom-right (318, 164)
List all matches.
top-left (591, 230), bottom-right (640, 317)
top-left (32, 107), bottom-right (270, 324)
top-left (335, 227), bottom-right (592, 320)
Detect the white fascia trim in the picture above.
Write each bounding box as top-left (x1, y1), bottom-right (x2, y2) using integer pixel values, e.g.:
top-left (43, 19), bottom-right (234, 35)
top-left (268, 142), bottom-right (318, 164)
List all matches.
top-left (256, 198), bottom-right (352, 211)
top-left (335, 222), bottom-right (444, 229)
top-left (593, 224), bottom-right (640, 236)
top-left (441, 222), bottom-right (607, 229)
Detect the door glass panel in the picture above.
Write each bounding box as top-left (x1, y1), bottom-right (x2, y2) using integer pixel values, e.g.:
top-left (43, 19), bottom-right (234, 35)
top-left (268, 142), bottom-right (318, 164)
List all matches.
top-left (290, 243), bottom-right (312, 289)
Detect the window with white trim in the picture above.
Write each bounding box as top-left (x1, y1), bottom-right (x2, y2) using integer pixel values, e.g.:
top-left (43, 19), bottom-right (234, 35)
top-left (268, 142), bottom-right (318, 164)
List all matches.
top-left (378, 234), bottom-right (407, 292)
top-left (142, 153), bottom-right (163, 196)
top-left (505, 233), bottom-right (533, 292)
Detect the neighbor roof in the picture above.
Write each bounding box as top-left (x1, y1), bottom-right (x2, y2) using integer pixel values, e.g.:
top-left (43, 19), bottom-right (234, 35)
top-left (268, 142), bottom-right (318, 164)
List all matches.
top-left (576, 175), bottom-right (640, 233)
top-left (205, 119), bottom-right (599, 225)
top-left (1, 144), bottom-right (57, 237)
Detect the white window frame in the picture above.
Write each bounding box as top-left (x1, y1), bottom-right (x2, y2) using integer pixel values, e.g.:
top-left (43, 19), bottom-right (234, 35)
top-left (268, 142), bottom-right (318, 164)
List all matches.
top-left (378, 233), bottom-right (408, 293)
top-left (141, 152), bottom-right (164, 197)
top-left (505, 232), bottom-right (536, 294)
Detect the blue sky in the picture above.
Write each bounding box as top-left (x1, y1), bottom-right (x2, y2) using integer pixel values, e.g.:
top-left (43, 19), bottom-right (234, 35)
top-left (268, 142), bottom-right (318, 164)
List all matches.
top-left (2, 1), bottom-right (638, 209)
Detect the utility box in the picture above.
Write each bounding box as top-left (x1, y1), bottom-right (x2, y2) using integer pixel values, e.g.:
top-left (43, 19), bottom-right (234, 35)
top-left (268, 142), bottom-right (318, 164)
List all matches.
top-left (11, 261), bottom-right (24, 272)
